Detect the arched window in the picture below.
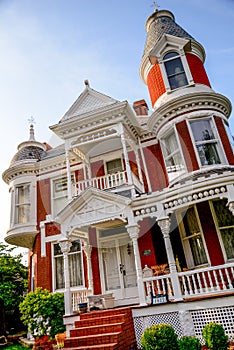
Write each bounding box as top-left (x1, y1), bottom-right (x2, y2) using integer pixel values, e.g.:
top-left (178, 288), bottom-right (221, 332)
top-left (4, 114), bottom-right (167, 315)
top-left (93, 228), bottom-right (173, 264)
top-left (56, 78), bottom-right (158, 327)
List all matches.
top-left (163, 52), bottom-right (188, 90)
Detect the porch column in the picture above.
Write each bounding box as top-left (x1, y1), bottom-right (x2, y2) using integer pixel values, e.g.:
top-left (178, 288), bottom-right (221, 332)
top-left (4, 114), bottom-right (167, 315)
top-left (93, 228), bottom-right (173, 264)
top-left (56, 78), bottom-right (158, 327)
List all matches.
top-left (65, 150), bottom-right (72, 201)
top-left (127, 224), bottom-right (147, 306)
top-left (120, 133), bottom-right (133, 186)
top-left (135, 148), bottom-right (144, 185)
top-left (59, 239), bottom-right (72, 316)
top-left (83, 242), bottom-right (93, 294)
top-left (157, 217), bottom-right (183, 301)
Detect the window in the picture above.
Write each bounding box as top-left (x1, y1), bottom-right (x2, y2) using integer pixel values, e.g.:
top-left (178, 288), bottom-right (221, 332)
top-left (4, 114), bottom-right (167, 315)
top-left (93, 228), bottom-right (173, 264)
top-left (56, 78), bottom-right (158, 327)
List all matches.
top-left (52, 175), bottom-right (73, 216)
top-left (163, 52), bottom-right (188, 90)
top-left (106, 158), bottom-right (123, 174)
top-left (190, 118), bottom-right (222, 166)
top-left (179, 206), bottom-right (208, 267)
top-left (53, 240), bottom-right (83, 290)
top-left (15, 184), bottom-right (30, 224)
top-left (211, 199), bottom-right (234, 260)
top-left (161, 131), bottom-right (185, 181)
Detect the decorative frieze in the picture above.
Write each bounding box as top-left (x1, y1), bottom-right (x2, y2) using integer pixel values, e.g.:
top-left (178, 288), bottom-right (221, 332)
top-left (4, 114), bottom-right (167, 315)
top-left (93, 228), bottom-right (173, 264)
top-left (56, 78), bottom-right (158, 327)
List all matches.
top-left (164, 186), bottom-right (227, 210)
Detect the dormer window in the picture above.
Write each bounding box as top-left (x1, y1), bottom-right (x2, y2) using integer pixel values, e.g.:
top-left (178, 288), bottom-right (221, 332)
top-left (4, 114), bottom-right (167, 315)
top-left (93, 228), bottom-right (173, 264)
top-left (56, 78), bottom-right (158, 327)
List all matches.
top-left (163, 52), bottom-right (188, 90)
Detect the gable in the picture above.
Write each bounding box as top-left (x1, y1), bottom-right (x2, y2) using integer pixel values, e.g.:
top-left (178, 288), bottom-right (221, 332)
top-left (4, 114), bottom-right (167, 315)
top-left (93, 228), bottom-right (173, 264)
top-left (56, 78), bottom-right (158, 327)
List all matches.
top-left (60, 86), bottom-right (119, 122)
top-left (55, 187), bottom-right (132, 229)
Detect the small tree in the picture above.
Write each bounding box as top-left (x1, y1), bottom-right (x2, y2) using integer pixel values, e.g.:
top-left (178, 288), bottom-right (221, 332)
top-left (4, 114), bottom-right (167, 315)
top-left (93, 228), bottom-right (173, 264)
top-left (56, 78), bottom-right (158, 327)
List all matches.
top-left (19, 287), bottom-right (65, 339)
top-left (0, 242), bottom-right (28, 335)
top-left (202, 322), bottom-right (229, 350)
top-left (141, 323), bottom-right (179, 350)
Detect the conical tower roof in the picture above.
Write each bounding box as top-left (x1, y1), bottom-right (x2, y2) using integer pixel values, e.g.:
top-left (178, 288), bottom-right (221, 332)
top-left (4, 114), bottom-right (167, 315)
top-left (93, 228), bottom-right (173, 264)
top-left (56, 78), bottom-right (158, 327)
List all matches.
top-left (10, 123), bottom-right (46, 166)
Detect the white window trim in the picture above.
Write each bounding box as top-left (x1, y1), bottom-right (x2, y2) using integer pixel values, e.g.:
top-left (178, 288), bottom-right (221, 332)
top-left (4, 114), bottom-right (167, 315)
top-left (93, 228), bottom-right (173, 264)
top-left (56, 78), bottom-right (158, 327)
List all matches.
top-left (52, 240), bottom-right (85, 293)
top-left (177, 205), bottom-right (210, 268)
top-left (51, 173), bottom-right (75, 218)
top-left (160, 49), bottom-right (193, 93)
top-left (10, 176), bottom-right (36, 228)
top-left (187, 116), bottom-right (227, 167)
top-left (160, 125), bottom-right (187, 182)
top-left (209, 200), bottom-right (234, 262)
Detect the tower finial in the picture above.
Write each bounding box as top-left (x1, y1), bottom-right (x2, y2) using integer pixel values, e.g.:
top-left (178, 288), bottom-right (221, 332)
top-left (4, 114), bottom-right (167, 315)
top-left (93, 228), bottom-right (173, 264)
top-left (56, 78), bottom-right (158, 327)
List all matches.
top-left (152, 1), bottom-right (159, 12)
top-left (28, 116), bottom-right (36, 141)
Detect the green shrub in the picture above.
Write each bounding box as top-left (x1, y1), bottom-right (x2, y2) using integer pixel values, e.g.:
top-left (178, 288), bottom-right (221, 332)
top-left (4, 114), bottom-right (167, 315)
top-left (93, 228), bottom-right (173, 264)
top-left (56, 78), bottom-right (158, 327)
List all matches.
top-left (141, 323), bottom-right (179, 350)
top-left (19, 287), bottom-right (65, 339)
top-left (178, 336), bottom-right (201, 350)
top-left (202, 322), bottom-right (229, 350)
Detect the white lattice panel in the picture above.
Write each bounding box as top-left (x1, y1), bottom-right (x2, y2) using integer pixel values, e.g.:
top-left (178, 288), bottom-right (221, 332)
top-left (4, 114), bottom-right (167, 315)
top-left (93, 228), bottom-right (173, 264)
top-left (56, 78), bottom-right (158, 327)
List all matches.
top-left (191, 306), bottom-right (234, 344)
top-left (133, 311), bottom-right (183, 349)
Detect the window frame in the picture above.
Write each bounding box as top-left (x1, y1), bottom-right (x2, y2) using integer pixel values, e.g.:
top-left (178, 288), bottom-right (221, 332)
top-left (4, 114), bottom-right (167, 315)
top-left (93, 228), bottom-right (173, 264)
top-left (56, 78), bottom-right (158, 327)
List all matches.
top-left (160, 49), bottom-right (193, 92)
top-left (51, 174), bottom-right (74, 217)
top-left (209, 199), bottom-right (234, 262)
top-left (162, 51), bottom-right (189, 90)
top-left (14, 183), bottom-right (31, 224)
top-left (177, 205), bottom-right (210, 268)
top-left (160, 127), bottom-right (186, 182)
top-left (52, 239), bottom-right (85, 292)
top-left (188, 117), bottom-right (226, 167)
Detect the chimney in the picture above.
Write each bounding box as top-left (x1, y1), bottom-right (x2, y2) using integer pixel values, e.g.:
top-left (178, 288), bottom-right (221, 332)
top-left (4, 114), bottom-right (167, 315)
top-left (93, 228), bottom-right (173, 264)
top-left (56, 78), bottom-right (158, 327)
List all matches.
top-left (133, 99), bottom-right (149, 116)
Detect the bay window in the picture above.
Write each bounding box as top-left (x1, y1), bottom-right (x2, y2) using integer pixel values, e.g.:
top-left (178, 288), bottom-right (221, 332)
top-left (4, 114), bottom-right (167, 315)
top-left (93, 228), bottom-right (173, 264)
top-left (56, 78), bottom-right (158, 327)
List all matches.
top-left (53, 240), bottom-right (84, 290)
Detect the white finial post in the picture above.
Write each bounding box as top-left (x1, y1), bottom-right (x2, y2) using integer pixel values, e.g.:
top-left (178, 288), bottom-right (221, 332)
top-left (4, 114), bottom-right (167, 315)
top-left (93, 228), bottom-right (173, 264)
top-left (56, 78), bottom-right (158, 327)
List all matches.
top-left (152, 1), bottom-right (159, 12)
top-left (28, 116), bottom-right (36, 141)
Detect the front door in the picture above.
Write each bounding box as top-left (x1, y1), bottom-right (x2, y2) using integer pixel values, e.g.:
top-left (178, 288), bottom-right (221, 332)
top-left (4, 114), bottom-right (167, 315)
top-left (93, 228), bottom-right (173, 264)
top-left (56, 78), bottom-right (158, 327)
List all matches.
top-left (99, 230), bottom-right (138, 306)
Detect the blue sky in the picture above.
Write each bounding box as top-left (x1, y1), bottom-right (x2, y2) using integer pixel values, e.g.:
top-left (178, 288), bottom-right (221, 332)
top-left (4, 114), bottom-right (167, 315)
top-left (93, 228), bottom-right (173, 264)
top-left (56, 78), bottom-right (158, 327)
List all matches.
top-left (0, 0), bottom-right (234, 246)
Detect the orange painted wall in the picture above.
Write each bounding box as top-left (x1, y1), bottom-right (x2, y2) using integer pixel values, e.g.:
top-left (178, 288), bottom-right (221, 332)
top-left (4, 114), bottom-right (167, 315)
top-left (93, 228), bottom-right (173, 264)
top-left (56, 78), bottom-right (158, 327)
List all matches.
top-left (147, 63), bottom-right (166, 107)
top-left (186, 53), bottom-right (211, 87)
top-left (176, 120), bottom-right (200, 171)
top-left (143, 144), bottom-right (168, 191)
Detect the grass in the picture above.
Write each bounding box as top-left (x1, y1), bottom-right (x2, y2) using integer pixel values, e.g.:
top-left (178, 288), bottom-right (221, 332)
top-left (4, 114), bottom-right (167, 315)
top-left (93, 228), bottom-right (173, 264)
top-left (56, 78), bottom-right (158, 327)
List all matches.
top-left (3, 345), bottom-right (28, 350)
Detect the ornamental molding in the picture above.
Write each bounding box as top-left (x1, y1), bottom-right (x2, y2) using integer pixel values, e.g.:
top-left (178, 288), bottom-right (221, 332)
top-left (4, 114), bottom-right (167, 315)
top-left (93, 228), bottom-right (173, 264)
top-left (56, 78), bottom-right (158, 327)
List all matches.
top-left (163, 185), bottom-right (227, 212)
top-left (147, 92), bottom-right (231, 136)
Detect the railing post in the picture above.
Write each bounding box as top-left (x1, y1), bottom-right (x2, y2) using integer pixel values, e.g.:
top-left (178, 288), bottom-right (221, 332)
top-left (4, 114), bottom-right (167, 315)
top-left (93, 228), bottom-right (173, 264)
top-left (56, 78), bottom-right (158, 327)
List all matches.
top-left (127, 224), bottom-right (147, 306)
top-left (157, 217), bottom-right (183, 301)
top-left (59, 239), bottom-right (72, 316)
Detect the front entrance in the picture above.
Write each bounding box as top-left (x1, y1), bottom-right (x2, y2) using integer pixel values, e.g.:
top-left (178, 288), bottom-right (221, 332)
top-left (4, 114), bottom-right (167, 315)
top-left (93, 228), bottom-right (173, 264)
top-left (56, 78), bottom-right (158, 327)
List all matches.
top-left (99, 227), bottom-right (138, 306)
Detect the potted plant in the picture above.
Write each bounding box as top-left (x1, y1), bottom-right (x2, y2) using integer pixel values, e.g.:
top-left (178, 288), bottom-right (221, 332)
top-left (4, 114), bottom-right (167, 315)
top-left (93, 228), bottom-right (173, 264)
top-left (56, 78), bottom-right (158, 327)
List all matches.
top-left (178, 336), bottom-right (202, 350)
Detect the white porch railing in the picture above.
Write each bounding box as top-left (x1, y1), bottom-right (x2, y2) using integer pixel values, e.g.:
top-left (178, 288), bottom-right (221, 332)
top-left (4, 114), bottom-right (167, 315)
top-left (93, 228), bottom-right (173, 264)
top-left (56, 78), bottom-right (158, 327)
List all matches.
top-left (143, 262), bottom-right (234, 303)
top-left (72, 170), bottom-right (144, 196)
top-left (178, 262), bottom-right (234, 297)
top-left (71, 289), bottom-right (89, 312)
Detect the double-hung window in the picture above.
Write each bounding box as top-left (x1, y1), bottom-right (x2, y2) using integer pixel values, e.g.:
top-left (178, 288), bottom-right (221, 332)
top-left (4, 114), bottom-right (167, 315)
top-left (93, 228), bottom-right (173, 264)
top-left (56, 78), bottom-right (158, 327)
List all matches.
top-left (178, 206), bottom-right (208, 267)
top-left (15, 184), bottom-right (30, 224)
top-left (163, 52), bottom-right (188, 90)
top-left (52, 175), bottom-right (74, 216)
top-left (53, 240), bottom-right (83, 290)
top-left (190, 118), bottom-right (222, 166)
top-left (161, 130), bottom-right (185, 181)
top-left (211, 199), bottom-right (234, 260)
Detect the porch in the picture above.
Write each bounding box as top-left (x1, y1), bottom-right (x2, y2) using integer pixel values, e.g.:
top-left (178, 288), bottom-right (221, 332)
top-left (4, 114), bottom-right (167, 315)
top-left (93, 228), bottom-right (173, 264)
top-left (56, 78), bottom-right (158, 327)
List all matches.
top-left (69, 262), bottom-right (234, 314)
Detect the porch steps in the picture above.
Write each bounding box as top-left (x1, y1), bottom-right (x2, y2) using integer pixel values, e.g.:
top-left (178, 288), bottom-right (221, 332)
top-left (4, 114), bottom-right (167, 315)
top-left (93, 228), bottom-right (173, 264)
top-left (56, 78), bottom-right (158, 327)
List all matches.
top-left (64, 307), bottom-right (137, 350)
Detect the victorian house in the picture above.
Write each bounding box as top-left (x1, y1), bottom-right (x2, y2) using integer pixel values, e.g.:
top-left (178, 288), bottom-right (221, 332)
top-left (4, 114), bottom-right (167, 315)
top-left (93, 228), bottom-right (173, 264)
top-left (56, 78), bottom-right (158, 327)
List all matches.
top-left (2, 7), bottom-right (234, 349)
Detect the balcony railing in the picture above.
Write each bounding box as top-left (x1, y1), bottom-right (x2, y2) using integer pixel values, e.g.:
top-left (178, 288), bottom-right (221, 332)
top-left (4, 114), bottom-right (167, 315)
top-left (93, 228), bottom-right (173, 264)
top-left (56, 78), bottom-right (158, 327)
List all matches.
top-left (72, 171), bottom-right (144, 196)
top-left (143, 262), bottom-right (234, 303)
